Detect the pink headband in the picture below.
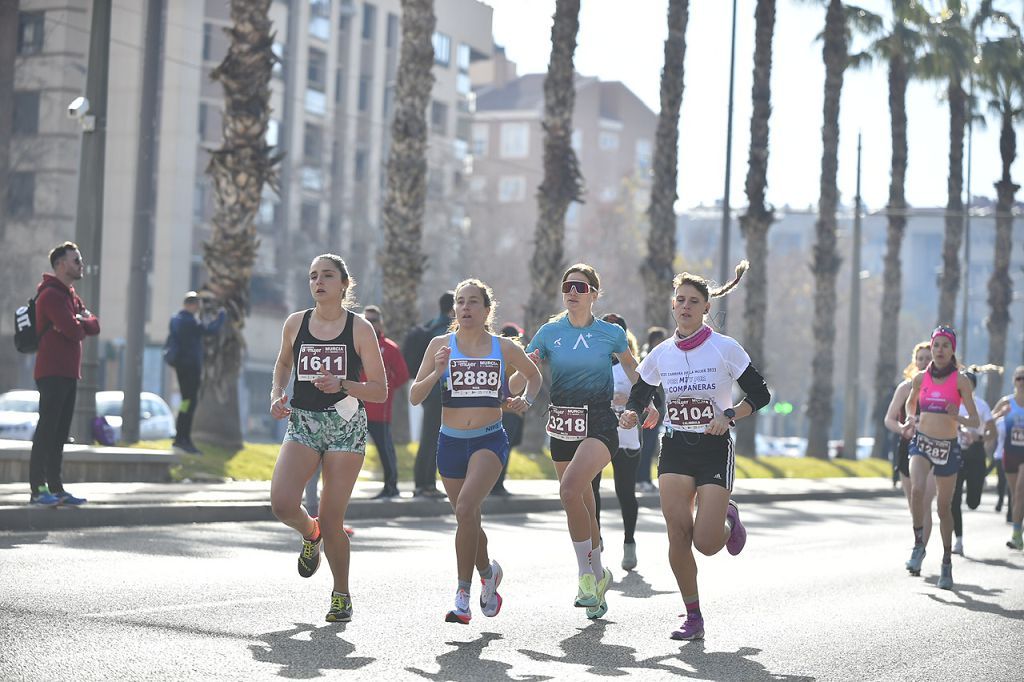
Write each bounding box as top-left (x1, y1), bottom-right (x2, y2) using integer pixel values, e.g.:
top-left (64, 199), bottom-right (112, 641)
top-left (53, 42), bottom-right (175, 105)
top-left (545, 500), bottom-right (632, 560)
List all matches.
top-left (931, 327), bottom-right (956, 353)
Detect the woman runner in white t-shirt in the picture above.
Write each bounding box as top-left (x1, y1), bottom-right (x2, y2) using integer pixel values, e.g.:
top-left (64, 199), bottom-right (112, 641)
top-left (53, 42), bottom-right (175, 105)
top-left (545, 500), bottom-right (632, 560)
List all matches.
top-left (620, 261), bottom-right (770, 641)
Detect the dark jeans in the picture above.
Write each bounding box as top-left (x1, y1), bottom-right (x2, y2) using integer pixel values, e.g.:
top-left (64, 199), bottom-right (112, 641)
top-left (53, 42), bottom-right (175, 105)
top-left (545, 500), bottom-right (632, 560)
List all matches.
top-left (493, 412), bottom-right (524, 491)
top-left (414, 393), bottom-right (442, 490)
top-left (29, 376), bottom-right (77, 495)
top-left (952, 441), bottom-right (987, 537)
top-left (175, 364), bottom-right (201, 444)
top-left (592, 447), bottom-right (641, 544)
top-left (637, 425), bottom-right (660, 484)
top-left (369, 419), bottom-right (399, 491)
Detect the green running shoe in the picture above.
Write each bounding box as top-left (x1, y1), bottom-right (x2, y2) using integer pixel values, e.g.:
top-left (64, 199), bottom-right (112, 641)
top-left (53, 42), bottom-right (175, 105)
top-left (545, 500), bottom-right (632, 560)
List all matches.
top-left (326, 592), bottom-right (353, 622)
top-left (586, 568), bottom-right (612, 619)
top-left (575, 572), bottom-right (599, 608)
top-left (298, 521), bottom-right (322, 578)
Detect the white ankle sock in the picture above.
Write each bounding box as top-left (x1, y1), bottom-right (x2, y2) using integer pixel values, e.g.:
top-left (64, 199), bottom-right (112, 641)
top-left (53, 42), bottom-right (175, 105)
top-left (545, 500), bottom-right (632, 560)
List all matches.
top-left (573, 540), bottom-right (593, 576)
top-left (590, 542), bottom-right (604, 578)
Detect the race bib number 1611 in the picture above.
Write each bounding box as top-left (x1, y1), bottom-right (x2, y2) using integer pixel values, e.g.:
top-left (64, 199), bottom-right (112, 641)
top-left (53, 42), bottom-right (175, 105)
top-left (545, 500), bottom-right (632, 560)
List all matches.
top-left (297, 344), bottom-right (347, 382)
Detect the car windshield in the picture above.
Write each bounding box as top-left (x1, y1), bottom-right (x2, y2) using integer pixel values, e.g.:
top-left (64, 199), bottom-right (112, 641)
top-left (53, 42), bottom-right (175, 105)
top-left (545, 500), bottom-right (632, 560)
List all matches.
top-left (97, 399), bottom-right (122, 417)
top-left (0, 395), bottom-right (39, 412)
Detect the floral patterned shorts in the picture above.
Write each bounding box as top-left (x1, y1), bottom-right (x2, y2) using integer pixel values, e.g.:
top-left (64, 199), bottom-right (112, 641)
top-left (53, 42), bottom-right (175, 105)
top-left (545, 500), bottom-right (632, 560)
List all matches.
top-left (284, 405), bottom-right (368, 456)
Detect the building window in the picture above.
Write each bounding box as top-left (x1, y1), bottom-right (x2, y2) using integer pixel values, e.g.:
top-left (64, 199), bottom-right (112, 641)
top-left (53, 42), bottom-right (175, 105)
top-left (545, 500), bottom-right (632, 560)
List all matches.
top-left (471, 124), bottom-right (488, 157)
top-left (598, 131), bottom-right (619, 151)
top-left (272, 42), bottom-right (284, 78)
top-left (193, 181), bottom-right (208, 221)
top-left (308, 48), bottom-right (327, 91)
top-left (499, 122), bottom-right (529, 159)
top-left (309, 0), bottom-right (331, 40)
top-left (202, 23), bottom-right (213, 61)
top-left (498, 176), bottom-right (526, 203)
top-left (266, 118), bottom-right (279, 146)
top-left (304, 123), bottom-right (323, 165)
top-left (300, 201), bottom-right (320, 236)
top-left (432, 32), bottom-right (451, 66)
top-left (354, 150), bottom-right (368, 181)
top-left (13, 92), bottom-right (40, 135)
top-left (386, 13), bottom-right (399, 48)
top-left (7, 172), bottom-right (35, 218)
top-left (456, 73), bottom-right (471, 95)
top-left (17, 12), bottom-right (45, 55)
top-left (635, 138), bottom-right (652, 173)
top-left (457, 44), bottom-right (471, 72)
top-left (362, 3), bottom-right (376, 40)
top-left (358, 76), bottom-right (371, 112)
top-left (430, 101), bottom-right (448, 136)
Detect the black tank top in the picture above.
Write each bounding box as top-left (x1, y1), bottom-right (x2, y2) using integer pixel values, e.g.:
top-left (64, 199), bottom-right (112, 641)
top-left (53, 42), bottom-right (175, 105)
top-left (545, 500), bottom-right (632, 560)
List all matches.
top-left (290, 309), bottom-right (363, 411)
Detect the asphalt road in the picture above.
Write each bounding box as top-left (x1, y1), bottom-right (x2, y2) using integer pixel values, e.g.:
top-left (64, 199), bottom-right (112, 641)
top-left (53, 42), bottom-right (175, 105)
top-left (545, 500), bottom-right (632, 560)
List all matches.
top-left (2, 496), bottom-right (1021, 681)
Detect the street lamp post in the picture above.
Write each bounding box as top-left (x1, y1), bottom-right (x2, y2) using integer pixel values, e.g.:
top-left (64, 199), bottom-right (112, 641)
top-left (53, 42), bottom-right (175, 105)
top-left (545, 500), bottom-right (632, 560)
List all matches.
top-left (842, 134), bottom-right (863, 460)
top-left (718, 0), bottom-right (738, 334)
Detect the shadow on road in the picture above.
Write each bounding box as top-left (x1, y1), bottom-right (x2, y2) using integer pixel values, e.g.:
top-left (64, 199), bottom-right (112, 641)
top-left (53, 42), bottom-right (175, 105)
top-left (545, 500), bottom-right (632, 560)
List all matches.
top-left (670, 640), bottom-right (816, 681)
top-left (0, 532), bottom-right (49, 549)
top-left (407, 632), bottom-right (551, 681)
top-left (250, 622), bottom-right (374, 678)
top-left (608, 569), bottom-right (675, 599)
top-left (925, 586), bottom-right (1024, 622)
top-left (961, 555), bottom-right (1023, 571)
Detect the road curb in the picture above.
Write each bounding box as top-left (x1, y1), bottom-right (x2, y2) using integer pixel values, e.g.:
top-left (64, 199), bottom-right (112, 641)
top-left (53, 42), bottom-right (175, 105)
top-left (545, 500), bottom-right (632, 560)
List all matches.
top-left (0, 487), bottom-right (902, 532)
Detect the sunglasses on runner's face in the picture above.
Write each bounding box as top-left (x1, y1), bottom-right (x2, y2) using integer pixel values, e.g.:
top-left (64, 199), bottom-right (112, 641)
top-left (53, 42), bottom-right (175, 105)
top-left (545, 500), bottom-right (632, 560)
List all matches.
top-left (562, 281), bottom-right (595, 295)
top-left (1015, 376), bottom-right (1024, 382)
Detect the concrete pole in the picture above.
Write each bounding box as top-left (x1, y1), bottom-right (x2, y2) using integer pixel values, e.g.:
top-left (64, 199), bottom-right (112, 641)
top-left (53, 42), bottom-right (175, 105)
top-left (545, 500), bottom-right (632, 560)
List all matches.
top-left (72, 0), bottom-right (113, 444)
top-left (122, 0), bottom-right (164, 443)
top-left (959, 75), bottom-right (974, 361)
top-left (717, 0), bottom-right (738, 334)
top-left (843, 133), bottom-right (862, 459)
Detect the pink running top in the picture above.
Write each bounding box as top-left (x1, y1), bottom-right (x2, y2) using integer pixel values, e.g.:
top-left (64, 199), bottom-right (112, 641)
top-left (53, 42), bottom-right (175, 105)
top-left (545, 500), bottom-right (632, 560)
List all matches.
top-left (919, 371), bottom-right (961, 414)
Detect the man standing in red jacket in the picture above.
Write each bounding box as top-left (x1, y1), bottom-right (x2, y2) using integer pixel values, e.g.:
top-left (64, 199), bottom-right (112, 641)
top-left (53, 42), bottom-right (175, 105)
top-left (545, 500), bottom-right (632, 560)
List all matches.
top-left (28, 242), bottom-right (100, 506)
top-left (362, 305), bottom-right (409, 498)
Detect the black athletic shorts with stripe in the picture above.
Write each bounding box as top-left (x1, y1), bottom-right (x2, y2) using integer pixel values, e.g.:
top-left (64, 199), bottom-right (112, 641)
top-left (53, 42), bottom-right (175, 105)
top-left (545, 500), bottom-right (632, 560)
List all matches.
top-left (657, 429), bottom-right (735, 490)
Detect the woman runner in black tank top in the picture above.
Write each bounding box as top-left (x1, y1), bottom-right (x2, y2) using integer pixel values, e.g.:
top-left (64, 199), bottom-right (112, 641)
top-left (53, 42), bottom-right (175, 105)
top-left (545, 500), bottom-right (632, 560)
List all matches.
top-left (268, 254), bottom-right (387, 624)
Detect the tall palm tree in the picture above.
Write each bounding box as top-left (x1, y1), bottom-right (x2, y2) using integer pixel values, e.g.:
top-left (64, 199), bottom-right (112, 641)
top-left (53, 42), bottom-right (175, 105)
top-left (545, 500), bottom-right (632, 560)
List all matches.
top-left (868, 0), bottom-right (929, 461)
top-left (976, 30), bottom-right (1023, 405)
top-left (380, 0), bottom-right (436, 348)
top-left (193, 0), bottom-right (280, 449)
top-left (641, 0), bottom-right (689, 331)
top-left (735, 0), bottom-right (775, 457)
top-left (523, 0), bottom-right (584, 336)
top-left (919, 2), bottom-right (973, 327)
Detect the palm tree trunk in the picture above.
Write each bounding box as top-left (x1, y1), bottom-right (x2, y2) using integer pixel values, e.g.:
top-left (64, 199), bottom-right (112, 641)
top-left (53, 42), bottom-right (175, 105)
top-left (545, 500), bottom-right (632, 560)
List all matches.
top-left (736, 0), bottom-right (775, 457)
top-left (523, 0), bottom-right (584, 336)
top-left (936, 76), bottom-right (966, 326)
top-left (380, 0), bottom-right (436, 350)
top-left (193, 0), bottom-right (280, 450)
top-left (641, 0), bottom-right (689, 330)
top-left (805, 0), bottom-right (845, 459)
top-left (869, 54), bottom-right (910, 461)
top-left (985, 109), bottom-right (1018, 405)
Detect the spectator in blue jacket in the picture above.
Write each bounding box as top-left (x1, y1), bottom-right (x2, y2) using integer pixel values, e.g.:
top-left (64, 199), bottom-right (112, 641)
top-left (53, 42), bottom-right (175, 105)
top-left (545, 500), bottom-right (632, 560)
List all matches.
top-left (166, 291), bottom-right (225, 454)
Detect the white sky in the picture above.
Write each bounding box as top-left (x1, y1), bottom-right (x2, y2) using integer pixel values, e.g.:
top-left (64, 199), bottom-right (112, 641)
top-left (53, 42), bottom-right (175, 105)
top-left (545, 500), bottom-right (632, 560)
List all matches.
top-left (479, 0), bottom-right (1021, 212)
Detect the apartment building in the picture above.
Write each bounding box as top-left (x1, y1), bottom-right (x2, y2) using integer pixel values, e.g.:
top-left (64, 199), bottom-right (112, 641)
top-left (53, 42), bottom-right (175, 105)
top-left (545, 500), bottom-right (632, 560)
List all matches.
top-left (466, 67), bottom-right (658, 327)
top-left (2, 0), bottom-right (494, 439)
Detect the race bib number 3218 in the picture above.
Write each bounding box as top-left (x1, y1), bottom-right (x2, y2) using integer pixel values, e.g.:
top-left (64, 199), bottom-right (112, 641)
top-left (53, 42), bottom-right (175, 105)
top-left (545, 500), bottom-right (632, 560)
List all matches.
top-left (297, 344), bottom-right (347, 382)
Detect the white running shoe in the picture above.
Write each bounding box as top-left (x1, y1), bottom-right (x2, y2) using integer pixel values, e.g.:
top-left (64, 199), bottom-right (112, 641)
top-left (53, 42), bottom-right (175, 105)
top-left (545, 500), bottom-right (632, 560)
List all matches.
top-left (953, 537), bottom-right (963, 556)
top-left (480, 560), bottom-right (503, 617)
top-left (445, 588), bottom-right (471, 624)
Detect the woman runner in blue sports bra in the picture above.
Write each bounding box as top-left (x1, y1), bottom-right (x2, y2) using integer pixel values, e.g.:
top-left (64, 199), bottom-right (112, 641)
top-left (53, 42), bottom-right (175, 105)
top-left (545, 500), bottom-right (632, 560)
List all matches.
top-left (991, 364), bottom-right (1024, 550)
top-left (525, 264), bottom-right (644, 620)
top-left (410, 279), bottom-right (541, 625)
top-left (268, 254), bottom-right (387, 623)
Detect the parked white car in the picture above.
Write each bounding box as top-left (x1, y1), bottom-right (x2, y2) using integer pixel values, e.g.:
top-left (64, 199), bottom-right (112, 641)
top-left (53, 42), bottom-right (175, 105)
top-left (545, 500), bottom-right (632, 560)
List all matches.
top-left (0, 389), bottom-right (175, 442)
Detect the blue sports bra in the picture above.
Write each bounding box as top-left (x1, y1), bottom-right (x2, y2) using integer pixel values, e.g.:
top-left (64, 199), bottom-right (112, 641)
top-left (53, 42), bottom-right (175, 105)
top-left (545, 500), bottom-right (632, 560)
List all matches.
top-left (441, 334), bottom-right (504, 408)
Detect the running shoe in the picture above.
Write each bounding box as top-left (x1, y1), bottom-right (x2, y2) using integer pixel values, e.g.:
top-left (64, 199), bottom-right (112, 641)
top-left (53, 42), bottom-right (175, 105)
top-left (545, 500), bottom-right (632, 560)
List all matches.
top-left (621, 542), bottom-right (637, 571)
top-left (325, 592), bottom-right (353, 622)
top-left (725, 500), bottom-right (747, 556)
top-left (952, 537), bottom-right (964, 556)
top-left (29, 486), bottom-right (61, 507)
top-left (480, 560), bottom-right (503, 617)
top-left (298, 519), bottom-right (322, 578)
top-left (445, 589), bottom-right (472, 624)
top-left (671, 613), bottom-right (705, 641)
top-left (575, 572), bottom-right (599, 608)
top-left (937, 562), bottom-right (953, 590)
top-left (906, 544), bottom-right (926, 576)
top-left (1008, 534), bottom-right (1024, 551)
top-left (586, 568), bottom-right (613, 620)
top-left (54, 490), bottom-right (87, 506)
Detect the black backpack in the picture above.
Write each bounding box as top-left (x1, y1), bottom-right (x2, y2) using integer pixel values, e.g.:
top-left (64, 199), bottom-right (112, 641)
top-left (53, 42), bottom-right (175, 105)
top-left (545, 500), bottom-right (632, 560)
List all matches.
top-left (13, 296), bottom-right (40, 353)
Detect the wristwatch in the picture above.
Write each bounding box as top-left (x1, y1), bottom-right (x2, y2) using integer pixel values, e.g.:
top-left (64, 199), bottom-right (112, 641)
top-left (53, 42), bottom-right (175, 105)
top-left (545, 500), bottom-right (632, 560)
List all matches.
top-left (723, 407), bottom-right (736, 427)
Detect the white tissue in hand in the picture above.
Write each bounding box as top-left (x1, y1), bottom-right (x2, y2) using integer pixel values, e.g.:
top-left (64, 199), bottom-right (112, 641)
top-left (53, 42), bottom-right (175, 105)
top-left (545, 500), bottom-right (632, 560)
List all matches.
top-left (335, 395), bottom-right (359, 420)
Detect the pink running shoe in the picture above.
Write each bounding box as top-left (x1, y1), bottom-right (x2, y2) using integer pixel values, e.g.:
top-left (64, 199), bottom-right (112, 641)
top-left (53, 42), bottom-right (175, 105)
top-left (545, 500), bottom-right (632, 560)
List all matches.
top-left (671, 614), bottom-right (704, 641)
top-left (725, 500), bottom-right (747, 556)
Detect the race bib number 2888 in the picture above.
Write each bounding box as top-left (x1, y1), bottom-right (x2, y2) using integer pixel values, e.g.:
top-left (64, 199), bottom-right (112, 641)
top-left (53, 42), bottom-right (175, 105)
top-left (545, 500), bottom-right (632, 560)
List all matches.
top-left (297, 344), bottom-right (347, 382)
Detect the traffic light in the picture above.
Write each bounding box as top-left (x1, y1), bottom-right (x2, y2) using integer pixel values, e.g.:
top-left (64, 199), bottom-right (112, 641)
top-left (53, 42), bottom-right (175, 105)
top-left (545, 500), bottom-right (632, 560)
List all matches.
top-left (773, 401), bottom-right (794, 415)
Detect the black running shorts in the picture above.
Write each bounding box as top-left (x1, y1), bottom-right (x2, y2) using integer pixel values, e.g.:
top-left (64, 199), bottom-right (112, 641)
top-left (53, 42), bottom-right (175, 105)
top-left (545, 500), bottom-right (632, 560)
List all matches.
top-left (657, 429), bottom-right (735, 490)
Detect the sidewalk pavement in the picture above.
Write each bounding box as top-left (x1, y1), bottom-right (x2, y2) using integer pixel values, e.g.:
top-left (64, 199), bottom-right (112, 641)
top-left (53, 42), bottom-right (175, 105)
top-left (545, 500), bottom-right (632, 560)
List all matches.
top-left (0, 477), bottom-right (903, 532)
